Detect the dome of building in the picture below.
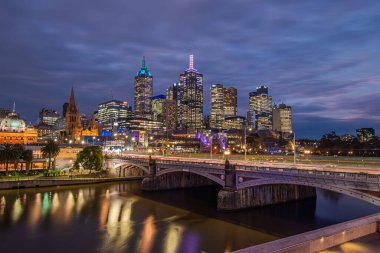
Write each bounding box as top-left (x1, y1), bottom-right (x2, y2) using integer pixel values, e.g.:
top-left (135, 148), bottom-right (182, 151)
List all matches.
top-left (0, 112), bottom-right (26, 133)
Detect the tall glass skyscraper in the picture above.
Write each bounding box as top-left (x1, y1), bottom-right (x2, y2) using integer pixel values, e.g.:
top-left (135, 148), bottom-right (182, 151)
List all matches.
top-left (177, 55), bottom-right (203, 132)
top-left (134, 57), bottom-right (153, 119)
top-left (249, 85), bottom-right (273, 130)
top-left (210, 84), bottom-right (237, 129)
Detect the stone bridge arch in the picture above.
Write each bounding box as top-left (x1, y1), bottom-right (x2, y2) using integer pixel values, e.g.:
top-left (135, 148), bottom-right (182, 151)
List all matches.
top-left (106, 159), bottom-right (150, 177)
top-left (156, 168), bottom-right (225, 187)
top-left (237, 178), bottom-right (380, 207)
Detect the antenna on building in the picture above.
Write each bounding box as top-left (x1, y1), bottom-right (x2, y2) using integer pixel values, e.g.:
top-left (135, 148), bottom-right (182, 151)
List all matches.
top-left (142, 56), bottom-right (146, 69)
top-left (189, 54), bottom-right (194, 69)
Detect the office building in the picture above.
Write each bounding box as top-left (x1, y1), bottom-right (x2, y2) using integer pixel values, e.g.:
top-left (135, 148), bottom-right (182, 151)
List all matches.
top-left (98, 100), bottom-right (132, 128)
top-left (223, 116), bottom-right (246, 130)
top-left (39, 108), bottom-right (60, 126)
top-left (210, 84), bottom-right (224, 129)
top-left (272, 103), bottom-right (292, 133)
top-left (249, 85), bottom-right (272, 130)
top-left (177, 55), bottom-right (203, 132)
top-left (151, 95), bottom-right (166, 122)
top-left (134, 57), bottom-right (153, 119)
top-left (210, 84), bottom-right (237, 129)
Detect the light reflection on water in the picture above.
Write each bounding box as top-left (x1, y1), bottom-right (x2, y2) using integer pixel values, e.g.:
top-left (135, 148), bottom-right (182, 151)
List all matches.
top-left (0, 181), bottom-right (379, 253)
top-left (0, 182), bottom-right (275, 253)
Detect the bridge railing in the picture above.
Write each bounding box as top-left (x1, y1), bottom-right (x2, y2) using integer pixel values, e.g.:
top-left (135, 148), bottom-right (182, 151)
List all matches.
top-left (108, 156), bottom-right (380, 183)
top-left (236, 165), bottom-right (380, 183)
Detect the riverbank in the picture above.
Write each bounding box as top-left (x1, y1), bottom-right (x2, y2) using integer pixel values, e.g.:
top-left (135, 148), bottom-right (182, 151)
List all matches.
top-left (0, 176), bottom-right (142, 190)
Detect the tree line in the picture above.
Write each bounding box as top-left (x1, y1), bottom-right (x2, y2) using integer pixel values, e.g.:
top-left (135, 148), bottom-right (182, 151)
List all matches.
top-left (0, 140), bottom-right (60, 175)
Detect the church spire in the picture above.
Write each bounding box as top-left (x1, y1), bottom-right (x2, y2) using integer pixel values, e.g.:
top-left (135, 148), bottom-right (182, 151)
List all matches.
top-left (69, 86), bottom-right (77, 110)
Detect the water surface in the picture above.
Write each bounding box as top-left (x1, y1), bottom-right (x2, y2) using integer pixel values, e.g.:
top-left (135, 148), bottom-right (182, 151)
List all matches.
top-left (0, 181), bottom-right (379, 253)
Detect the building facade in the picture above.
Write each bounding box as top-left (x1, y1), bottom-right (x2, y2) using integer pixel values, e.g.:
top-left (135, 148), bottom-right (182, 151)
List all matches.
top-left (151, 95), bottom-right (166, 122)
top-left (39, 108), bottom-right (60, 126)
top-left (249, 85), bottom-right (273, 130)
top-left (177, 55), bottom-right (203, 132)
top-left (163, 96), bottom-right (177, 131)
top-left (272, 103), bottom-right (292, 134)
top-left (98, 100), bottom-right (132, 128)
top-left (0, 105), bottom-right (37, 144)
top-left (210, 84), bottom-right (237, 129)
top-left (134, 57), bottom-right (153, 119)
top-left (210, 84), bottom-right (224, 129)
top-left (223, 116), bottom-right (246, 130)
top-left (223, 87), bottom-right (237, 117)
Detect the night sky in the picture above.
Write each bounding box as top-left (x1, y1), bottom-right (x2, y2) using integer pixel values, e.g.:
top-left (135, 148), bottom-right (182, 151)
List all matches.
top-left (1, 1), bottom-right (379, 138)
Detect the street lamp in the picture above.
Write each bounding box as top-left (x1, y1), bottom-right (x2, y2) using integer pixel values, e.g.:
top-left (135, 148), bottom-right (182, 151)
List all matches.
top-left (293, 132), bottom-right (296, 165)
top-left (244, 123), bottom-right (252, 162)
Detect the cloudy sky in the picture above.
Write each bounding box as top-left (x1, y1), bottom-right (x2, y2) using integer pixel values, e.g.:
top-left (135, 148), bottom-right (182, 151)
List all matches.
top-left (1, 0), bottom-right (379, 138)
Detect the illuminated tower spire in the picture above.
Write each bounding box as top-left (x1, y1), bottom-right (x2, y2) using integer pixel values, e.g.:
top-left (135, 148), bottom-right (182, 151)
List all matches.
top-left (12, 101), bottom-right (15, 113)
top-left (189, 54), bottom-right (194, 69)
top-left (142, 56), bottom-right (146, 69)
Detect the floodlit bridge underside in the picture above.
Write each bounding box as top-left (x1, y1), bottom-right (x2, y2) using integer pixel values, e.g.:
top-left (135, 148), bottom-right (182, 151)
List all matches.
top-left (106, 158), bottom-right (380, 210)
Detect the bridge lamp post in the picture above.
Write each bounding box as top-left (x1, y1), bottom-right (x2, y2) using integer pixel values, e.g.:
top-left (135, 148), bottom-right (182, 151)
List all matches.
top-left (131, 137), bottom-right (136, 153)
top-left (244, 125), bottom-right (252, 162)
top-left (149, 136), bottom-right (154, 153)
top-left (206, 133), bottom-right (213, 160)
top-left (224, 150), bottom-right (231, 160)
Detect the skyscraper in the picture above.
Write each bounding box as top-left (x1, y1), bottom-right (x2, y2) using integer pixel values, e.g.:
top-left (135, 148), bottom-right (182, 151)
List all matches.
top-left (163, 99), bottom-right (177, 130)
top-left (134, 57), bottom-right (153, 119)
top-left (151, 95), bottom-right (166, 122)
top-left (249, 85), bottom-right (273, 130)
top-left (98, 100), bottom-right (132, 128)
top-left (177, 55), bottom-right (203, 132)
top-left (210, 84), bottom-right (237, 129)
top-left (210, 84), bottom-right (225, 129)
top-left (223, 87), bottom-right (237, 117)
top-left (272, 103), bottom-right (292, 133)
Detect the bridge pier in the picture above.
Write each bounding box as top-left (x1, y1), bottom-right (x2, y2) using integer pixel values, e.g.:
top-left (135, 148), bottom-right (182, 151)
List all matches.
top-left (217, 160), bottom-right (316, 210)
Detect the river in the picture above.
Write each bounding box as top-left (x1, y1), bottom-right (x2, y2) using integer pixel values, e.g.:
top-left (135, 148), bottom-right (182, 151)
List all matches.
top-left (0, 181), bottom-right (379, 253)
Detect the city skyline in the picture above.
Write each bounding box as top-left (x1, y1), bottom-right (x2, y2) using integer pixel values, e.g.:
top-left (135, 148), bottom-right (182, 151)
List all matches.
top-left (1, 1), bottom-right (380, 138)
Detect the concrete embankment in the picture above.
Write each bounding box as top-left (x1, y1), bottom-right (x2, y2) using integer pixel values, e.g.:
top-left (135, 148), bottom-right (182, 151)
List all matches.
top-left (233, 213), bottom-right (380, 253)
top-left (0, 177), bottom-right (142, 190)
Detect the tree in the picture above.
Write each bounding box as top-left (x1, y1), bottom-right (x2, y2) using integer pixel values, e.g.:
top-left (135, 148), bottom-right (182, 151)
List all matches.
top-left (2, 144), bottom-right (15, 176)
top-left (12, 144), bottom-right (24, 172)
top-left (246, 133), bottom-right (261, 153)
top-left (74, 146), bottom-right (104, 172)
top-left (41, 140), bottom-right (60, 171)
top-left (22, 149), bottom-right (34, 175)
top-left (0, 148), bottom-right (4, 174)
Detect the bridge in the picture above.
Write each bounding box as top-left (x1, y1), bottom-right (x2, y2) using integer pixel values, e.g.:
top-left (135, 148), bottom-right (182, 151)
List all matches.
top-left (106, 155), bottom-right (380, 210)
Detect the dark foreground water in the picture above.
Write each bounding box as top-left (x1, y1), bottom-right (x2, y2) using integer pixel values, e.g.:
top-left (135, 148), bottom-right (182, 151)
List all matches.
top-left (0, 181), bottom-right (379, 253)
